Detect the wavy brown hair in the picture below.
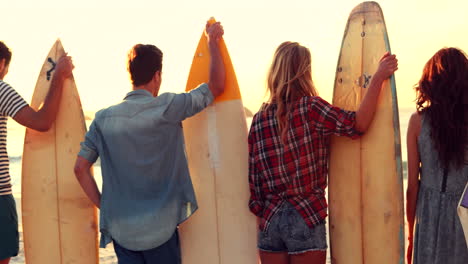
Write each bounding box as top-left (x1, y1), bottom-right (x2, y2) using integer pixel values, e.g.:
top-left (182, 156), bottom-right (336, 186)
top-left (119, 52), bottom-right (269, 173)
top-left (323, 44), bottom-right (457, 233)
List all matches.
top-left (415, 47), bottom-right (468, 169)
top-left (266, 42), bottom-right (318, 143)
top-left (0, 41), bottom-right (12, 66)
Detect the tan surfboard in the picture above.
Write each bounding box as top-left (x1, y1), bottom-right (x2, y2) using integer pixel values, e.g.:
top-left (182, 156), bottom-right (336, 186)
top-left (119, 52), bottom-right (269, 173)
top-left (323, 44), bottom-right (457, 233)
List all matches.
top-left (328, 2), bottom-right (405, 264)
top-left (21, 40), bottom-right (98, 264)
top-left (458, 183), bottom-right (468, 245)
top-left (178, 18), bottom-right (259, 264)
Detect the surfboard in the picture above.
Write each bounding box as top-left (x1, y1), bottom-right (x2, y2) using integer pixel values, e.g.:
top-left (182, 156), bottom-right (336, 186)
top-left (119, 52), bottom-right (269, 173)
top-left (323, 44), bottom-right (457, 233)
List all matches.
top-left (178, 18), bottom-right (259, 264)
top-left (328, 2), bottom-right (405, 264)
top-left (21, 40), bottom-right (98, 264)
top-left (458, 184), bottom-right (468, 245)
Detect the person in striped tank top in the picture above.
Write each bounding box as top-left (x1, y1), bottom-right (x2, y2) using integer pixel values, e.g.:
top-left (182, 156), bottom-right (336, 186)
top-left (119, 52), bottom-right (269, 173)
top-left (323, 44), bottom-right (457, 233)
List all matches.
top-left (0, 41), bottom-right (74, 264)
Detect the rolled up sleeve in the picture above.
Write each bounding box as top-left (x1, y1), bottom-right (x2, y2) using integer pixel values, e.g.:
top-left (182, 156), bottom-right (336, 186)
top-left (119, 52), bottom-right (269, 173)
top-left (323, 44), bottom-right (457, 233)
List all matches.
top-left (165, 83), bottom-right (214, 122)
top-left (78, 121), bottom-right (99, 163)
top-left (308, 97), bottom-right (363, 139)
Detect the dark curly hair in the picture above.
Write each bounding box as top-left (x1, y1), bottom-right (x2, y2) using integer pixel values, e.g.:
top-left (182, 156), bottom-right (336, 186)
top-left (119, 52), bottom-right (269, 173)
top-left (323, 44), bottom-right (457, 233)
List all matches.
top-left (0, 41), bottom-right (12, 66)
top-left (415, 47), bottom-right (468, 170)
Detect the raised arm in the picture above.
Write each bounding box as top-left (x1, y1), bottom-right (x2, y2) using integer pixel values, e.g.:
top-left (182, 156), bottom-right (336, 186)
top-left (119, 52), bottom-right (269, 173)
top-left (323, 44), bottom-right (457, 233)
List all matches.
top-left (13, 55), bottom-right (74, 131)
top-left (354, 53), bottom-right (398, 132)
top-left (205, 21), bottom-right (226, 98)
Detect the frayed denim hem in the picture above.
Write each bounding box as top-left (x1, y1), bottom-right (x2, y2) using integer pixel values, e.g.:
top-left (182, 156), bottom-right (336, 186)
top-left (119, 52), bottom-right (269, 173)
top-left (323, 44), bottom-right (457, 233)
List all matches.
top-left (258, 247), bottom-right (327, 255)
top-left (288, 247), bottom-right (328, 255)
top-left (258, 247), bottom-right (284, 253)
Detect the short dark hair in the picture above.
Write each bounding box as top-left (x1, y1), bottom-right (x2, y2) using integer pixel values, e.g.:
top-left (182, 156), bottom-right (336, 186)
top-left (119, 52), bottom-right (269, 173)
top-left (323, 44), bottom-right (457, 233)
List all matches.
top-left (127, 44), bottom-right (163, 86)
top-left (0, 42), bottom-right (12, 66)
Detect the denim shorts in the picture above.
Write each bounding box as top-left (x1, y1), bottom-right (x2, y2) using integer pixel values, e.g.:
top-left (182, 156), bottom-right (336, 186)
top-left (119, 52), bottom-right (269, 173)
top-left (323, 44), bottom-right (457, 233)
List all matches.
top-left (258, 202), bottom-right (327, 254)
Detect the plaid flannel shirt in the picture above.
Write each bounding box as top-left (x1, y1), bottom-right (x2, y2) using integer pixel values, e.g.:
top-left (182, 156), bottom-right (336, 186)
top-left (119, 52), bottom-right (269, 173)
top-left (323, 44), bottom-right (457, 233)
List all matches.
top-left (248, 96), bottom-right (362, 231)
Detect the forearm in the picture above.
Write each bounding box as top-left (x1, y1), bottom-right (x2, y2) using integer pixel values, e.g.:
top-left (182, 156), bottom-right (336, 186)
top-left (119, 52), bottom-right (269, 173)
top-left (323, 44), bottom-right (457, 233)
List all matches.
top-left (355, 73), bottom-right (385, 132)
top-left (406, 184), bottom-right (419, 236)
top-left (406, 158), bottom-right (420, 236)
top-left (37, 74), bottom-right (66, 127)
top-left (208, 41), bottom-right (225, 97)
top-left (76, 169), bottom-right (101, 208)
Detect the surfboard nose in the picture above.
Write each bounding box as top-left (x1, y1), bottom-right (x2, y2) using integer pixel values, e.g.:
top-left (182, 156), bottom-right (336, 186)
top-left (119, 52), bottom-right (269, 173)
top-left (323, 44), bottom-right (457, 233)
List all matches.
top-left (350, 1), bottom-right (384, 18)
top-left (208, 17), bottom-right (216, 24)
top-left (186, 19), bottom-right (242, 103)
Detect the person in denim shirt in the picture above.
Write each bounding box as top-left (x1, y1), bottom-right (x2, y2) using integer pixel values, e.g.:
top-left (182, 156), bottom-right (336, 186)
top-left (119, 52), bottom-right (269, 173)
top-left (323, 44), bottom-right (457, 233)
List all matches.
top-left (74, 21), bottom-right (225, 264)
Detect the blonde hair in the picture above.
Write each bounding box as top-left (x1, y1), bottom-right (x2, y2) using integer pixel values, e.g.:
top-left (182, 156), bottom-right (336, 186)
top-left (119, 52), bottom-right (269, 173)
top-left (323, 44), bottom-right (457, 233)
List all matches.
top-left (266, 41), bottom-right (318, 143)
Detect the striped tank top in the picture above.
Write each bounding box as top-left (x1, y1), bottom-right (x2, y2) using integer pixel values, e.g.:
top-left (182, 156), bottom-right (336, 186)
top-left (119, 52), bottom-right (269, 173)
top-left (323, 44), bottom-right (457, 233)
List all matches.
top-left (0, 80), bottom-right (28, 196)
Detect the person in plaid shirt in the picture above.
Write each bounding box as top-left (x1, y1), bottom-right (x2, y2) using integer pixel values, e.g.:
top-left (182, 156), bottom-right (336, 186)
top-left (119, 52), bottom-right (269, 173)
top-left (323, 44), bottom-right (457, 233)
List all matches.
top-left (248, 41), bottom-right (398, 264)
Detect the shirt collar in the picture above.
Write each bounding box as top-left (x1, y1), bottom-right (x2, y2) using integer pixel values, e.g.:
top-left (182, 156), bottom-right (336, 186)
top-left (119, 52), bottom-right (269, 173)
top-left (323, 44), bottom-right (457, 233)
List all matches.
top-left (124, 89), bottom-right (153, 100)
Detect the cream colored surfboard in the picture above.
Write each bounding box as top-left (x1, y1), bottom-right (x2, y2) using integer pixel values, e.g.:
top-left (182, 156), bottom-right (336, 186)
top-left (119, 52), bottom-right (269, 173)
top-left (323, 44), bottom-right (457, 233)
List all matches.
top-left (328, 2), bottom-right (405, 264)
top-left (458, 184), bottom-right (468, 245)
top-left (21, 40), bottom-right (98, 264)
top-left (178, 18), bottom-right (259, 264)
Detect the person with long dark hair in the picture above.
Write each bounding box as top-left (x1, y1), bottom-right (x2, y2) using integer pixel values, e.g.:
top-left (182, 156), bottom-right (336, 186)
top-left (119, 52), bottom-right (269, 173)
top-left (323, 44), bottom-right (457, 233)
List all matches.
top-left (406, 47), bottom-right (468, 264)
top-left (248, 42), bottom-right (397, 264)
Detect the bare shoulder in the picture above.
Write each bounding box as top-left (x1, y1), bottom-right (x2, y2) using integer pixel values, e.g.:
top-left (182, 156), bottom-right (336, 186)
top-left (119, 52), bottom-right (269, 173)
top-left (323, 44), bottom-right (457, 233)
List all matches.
top-left (407, 111), bottom-right (422, 136)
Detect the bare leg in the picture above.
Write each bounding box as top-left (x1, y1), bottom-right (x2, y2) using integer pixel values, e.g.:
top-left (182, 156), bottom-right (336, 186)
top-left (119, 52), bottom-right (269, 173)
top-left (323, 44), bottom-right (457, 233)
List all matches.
top-left (0, 258), bottom-right (10, 264)
top-left (260, 250), bottom-right (290, 264)
top-left (290, 250), bottom-right (326, 264)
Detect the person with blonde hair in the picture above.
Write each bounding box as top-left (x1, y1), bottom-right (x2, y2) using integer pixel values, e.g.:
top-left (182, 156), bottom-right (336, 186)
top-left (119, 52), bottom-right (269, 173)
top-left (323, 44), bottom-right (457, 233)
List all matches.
top-left (406, 47), bottom-right (468, 264)
top-left (248, 41), bottom-right (397, 264)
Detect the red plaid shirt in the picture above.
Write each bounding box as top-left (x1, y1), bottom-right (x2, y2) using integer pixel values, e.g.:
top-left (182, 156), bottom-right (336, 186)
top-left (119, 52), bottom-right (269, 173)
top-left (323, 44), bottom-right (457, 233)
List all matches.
top-left (248, 96), bottom-right (361, 231)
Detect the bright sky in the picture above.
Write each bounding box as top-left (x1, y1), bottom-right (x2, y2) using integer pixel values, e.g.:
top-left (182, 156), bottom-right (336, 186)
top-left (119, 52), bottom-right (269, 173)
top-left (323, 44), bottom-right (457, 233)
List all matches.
top-left (2, 0), bottom-right (468, 113)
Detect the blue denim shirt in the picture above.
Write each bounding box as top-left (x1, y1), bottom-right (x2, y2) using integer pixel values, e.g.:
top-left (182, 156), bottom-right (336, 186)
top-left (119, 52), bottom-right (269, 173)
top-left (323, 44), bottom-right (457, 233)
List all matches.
top-left (78, 83), bottom-right (213, 251)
